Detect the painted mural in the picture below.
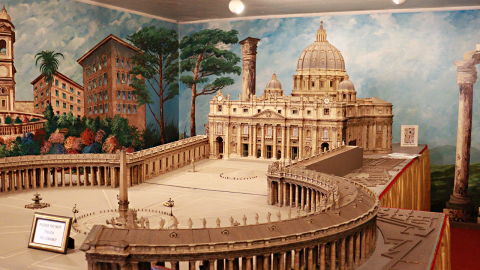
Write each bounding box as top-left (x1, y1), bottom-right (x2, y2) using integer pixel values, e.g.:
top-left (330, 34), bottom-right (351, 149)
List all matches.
top-left (0, 0), bottom-right (180, 156)
top-left (178, 10), bottom-right (480, 212)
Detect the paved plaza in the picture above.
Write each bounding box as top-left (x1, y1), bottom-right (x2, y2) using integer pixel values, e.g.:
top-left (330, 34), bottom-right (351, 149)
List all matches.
top-left (0, 158), bottom-right (302, 269)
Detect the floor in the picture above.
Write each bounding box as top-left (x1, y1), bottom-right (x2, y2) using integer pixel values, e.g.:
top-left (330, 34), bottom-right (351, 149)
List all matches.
top-left (0, 158), bottom-right (292, 269)
top-left (450, 224), bottom-right (480, 270)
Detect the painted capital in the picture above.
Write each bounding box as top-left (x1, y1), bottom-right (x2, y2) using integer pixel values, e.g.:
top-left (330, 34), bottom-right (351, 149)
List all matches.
top-left (454, 59), bottom-right (478, 85)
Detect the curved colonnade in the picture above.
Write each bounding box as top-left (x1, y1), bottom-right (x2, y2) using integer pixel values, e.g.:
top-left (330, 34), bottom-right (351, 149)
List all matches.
top-left (82, 162), bottom-right (379, 270)
top-left (0, 135), bottom-right (209, 193)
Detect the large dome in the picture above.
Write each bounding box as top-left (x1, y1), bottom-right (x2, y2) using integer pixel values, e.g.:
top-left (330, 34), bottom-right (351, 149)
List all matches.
top-left (266, 72), bottom-right (282, 90)
top-left (297, 22), bottom-right (345, 70)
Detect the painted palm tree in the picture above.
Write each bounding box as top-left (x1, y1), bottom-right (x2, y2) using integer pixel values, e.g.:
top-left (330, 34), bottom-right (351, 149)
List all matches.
top-left (35, 50), bottom-right (64, 93)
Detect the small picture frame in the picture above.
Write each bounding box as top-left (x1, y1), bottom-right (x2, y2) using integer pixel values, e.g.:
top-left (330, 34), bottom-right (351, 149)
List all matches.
top-left (28, 213), bottom-right (72, 254)
top-left (401, 125), bottom-right (418, 147)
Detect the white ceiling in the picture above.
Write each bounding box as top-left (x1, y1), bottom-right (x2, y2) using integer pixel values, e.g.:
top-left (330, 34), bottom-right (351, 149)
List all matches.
top-left (79, 0), bottom-right (480, 23)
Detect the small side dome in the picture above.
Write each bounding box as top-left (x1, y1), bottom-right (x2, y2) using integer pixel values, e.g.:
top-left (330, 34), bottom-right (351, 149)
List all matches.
top-left (339, 75), bottom-right (355, 90)
top-left (266, 73), bottom-right (282, 90)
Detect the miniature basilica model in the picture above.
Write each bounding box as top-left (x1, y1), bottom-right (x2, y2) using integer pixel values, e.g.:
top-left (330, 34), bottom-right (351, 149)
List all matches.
top-left (208, 23), bottom-right (393, 160)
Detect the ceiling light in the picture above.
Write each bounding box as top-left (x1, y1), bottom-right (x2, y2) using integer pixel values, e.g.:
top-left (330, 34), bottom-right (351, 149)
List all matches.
top-left (393, 0), bottom-right (407, 4)
top-left (229, 0), bottom-right (244, 14)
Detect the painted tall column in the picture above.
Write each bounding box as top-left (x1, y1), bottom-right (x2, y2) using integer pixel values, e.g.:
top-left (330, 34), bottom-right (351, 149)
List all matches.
top-left (445, 44), bottom-right (480, 223)
top-left (118, 150), bottom-right (129, 225)
top-left (239, 37), bottom-right (260, 101)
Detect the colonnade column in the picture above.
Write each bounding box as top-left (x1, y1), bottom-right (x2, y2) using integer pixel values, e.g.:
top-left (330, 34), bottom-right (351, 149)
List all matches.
top-left (278, 181), bottom-right (283, 207)
top-left (319, 243), bottom-right (326, 270)
top-left (283, 181), bottom-right (288, 206)
top-left (348, 235), bottom-right (354, 268)
top-left (340, 238), bottom-right (346, 270)
top-left (355, 232), bottom-right (361, 266)
top-left (305, 188), bottom-right (310, 212)
top-left (330, 241), bottom-right (336, 270)
top-left (249, 125), bottom-right (254, 157)
top-left (361, 229), bottom-right (366, 262)
top-left (289, 183), bottom-right (293, 207)
top-left (294, 249), bottom-right (300, 270)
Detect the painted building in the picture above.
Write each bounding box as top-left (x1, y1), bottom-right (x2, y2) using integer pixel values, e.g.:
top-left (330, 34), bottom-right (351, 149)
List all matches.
top-left (208, 23), bottom-right (393, 160)
top-left (0, 5), bottom-right (15, 113)
top-left (77, 34), bottom-right (146, 131)
top-left (31, 72), bottom-right (84, 117)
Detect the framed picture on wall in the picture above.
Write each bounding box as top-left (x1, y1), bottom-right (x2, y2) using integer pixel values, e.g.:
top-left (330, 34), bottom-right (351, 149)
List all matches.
top-left (401, 125), bottom-right (418, 147)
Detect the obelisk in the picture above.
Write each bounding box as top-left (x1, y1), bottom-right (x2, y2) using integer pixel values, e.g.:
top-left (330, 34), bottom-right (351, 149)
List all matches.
top-left (117, 150), bottom-right (129, 225)
top-left (444, 43), bottom-right (480, 222)
top-left (239, 37), bottom-right (260, 101)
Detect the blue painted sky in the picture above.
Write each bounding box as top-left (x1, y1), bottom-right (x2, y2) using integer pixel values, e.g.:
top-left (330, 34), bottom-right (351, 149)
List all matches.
top-left (179, 9), bottom-right (480, 149)
top-left (6, 0), bottom-right (178, 129)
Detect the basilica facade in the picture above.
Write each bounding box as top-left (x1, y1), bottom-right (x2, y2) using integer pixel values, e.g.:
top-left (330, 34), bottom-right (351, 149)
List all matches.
top-left (208, 23), bottom-right (393, 160)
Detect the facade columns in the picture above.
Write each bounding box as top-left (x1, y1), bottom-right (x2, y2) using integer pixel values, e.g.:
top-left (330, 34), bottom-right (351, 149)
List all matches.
top-left (308, 247), bottom-right (314, 270)
top-left (281, 125), bottom-right (286, 159)
top-left (283, 181), bottom-right (288, 206)
top-left (286, 251), bottom-right (293, 270)
top-left (361, 229), bottom-right (366, 262)
top-left (273, 125), bottom-right (277, 159)
top-left (237, 124), bottom-right (242, 156)
top-left (225, 122), bottom-right (230, 159)
top-left (312, 126), bottom-right (317, 155)
top-left (61, 167), bottom-right (65, 187)
top-left (286, 126), bottom-right (291, 160)
top-left (298, 127), bottom-right (303, 159)
top-left (260, 124), bottom-right (265, 158)
top-left (289, 183), bottom-right (293, 207)
top-left (253, 125), bottom-right (257, 157)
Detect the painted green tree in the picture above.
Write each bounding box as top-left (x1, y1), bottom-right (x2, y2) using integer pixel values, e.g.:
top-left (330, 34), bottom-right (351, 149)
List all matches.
top-left (35, 50), bottom-right (64, 95)
top-left (179, 29), bottom-right (241, 136)
top-left (128, 26), bottom-right (179, 145)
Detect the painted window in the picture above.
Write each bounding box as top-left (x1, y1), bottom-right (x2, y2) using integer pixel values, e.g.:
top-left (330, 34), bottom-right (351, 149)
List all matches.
top-left (62, 83), bottom-right (66, 89)
top-left (99, 92), bottom-right (102, 101)
top-left (117, 91), bottom-right (120, 100)
top-left (55, 90), bottom-right (59, 97)
top-left (104, 90), bottom-right (108, 100)
top-left (117, 73), bottom-right (120, 84)
top-left (62, 93), bottom-right (66, 99)
top-left (127, 75), bottom-right (130, 85)
top-left (87, 82), bottom-right (91, 91)
top-left (116, 58), bottom-right (119, 67)
top-left (103, 56), bottom-right (107, 67)
top-left (55, 80), bottom-right (58, 86)
top-left (293, 127), bottom-right (298, 137)
top-left (70, 105), bottom-right (73, 110)
top-left (128, 104), bottom-right (131, 114)
top-left (324, 108), bottom-right (329, 115)
top-left (99, 105), bottom-right (103, 114)
top-left (77, 99), bottom-right (81, 104)
top-left (88, 95), bottom-right (91, 103)
top-left (128, 91), bottom-right (131, 100)
top-left (70, 96), bottom-right (73, 101)
top-left (323, 129), bottom-right (328, 139)
top-left (267, 126), bottom-right (272, 136)
top-left (105, 103), bottom-right (108, 112)
top-left (93, 63), bottom-right (96, 73)
top-left (122, 59), bottom-right (125, 69)
top-left (127, 61), bottom-right (130, 69)
top-left (122, 73), bottom-right (125, 84)
top-left (123, 104), bottom-right (126, 114)
top-left (77, 91), bottom-right (81, 96)
top-left (217, 124), bottom-right (222, 134)
top-left (94, 94), bottom-right (97, 102)
top-left (0, 40), bottom-right (7, 54)
top-left (117, 104), bottom-right (120, 113)
top-left (104, 73), bottom-right (107, 85)
top-left (133, 105), bottom-right (136, 114)
top-left (40, 83), bottom-right (43, 88)
top-left (63, 102), bottom-right (66, 108)
top-left (243, 125), bottom-right (248, 134)
top-left (89, 107), bottom-right (92, 115)
top-left (122, 91), bottom-right (126, 100)
top-left (70, 87), bottom-right (74, 93)
top-left (98, 76), bottom-right (102, 87)
top-left (77, 107), bottom-right (80, 112)
top-left (94, 106), bottom-right (97, 114)
top-left (93, 79), bottom-right (97, 88)
top-left (35, 87), bottom-right (37, 92)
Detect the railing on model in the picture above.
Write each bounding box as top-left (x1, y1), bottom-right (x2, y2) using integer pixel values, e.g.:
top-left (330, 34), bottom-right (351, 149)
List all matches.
top-left (0, 135), bottom-right (210, 193)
